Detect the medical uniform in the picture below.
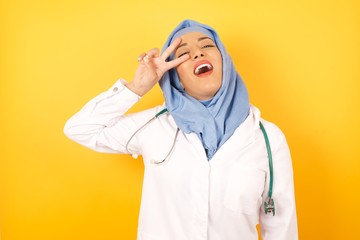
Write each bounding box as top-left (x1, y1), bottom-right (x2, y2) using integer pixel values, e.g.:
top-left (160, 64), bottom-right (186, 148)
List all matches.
top-left (64, 79), bottom-right (298, 240)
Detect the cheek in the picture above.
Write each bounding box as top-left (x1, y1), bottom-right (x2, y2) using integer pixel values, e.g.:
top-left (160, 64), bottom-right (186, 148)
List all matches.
top-left (216, 57), bottom-right (223, 78)
top-left (176, 63), bottom-right (192, 80)
top-left (176, 66), bottom-right (185, 79)
top-left (215, 52), bottom-right (222, 69)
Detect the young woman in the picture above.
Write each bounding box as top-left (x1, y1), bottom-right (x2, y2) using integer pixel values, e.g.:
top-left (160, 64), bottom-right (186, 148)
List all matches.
top-left (64, 19), bottom-right (298, 240)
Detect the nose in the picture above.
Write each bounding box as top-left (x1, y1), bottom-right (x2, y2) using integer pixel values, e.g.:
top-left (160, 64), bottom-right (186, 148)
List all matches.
top-left (194, 53), bottom-right (204, 60)
top-left (193, 48), bottom-right (205, 60)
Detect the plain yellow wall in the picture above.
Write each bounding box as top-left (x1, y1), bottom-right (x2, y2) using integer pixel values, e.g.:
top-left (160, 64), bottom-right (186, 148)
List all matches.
top-left (1, 0), bottom-right (359, 239)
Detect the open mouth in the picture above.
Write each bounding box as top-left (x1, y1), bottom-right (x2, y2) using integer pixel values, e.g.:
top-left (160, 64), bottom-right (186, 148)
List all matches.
top-left (194, 61), bottom-right (214, 76)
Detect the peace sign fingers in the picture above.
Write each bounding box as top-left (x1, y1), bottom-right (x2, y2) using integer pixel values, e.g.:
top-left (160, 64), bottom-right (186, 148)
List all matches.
top-left (128, 38), bottom-right (189, 96)
top-left (160, 38), bottom-right (189, 71)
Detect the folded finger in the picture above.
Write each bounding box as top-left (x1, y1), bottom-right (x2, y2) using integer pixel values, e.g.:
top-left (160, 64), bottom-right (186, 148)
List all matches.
top-left (137, 53), bottom-right (147, 62)
top-left (143, 48), bottom-right (159, 63)
top-left (138, 48), bottom-right (159, 62)
top-left (146, 48), bottom-right (159, 58)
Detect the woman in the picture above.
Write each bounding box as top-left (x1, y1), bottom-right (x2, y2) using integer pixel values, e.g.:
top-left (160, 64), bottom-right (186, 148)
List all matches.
top-left (64, 20), bottom-right (298, 239)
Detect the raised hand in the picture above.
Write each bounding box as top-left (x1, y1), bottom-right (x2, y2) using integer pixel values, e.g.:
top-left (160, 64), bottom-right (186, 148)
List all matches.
top-left (125, 38), bottom-right (190, 96)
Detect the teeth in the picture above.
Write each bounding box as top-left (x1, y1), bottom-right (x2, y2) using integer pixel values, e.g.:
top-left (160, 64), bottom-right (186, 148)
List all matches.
top-left (195, 63), bottom-right (213, 75)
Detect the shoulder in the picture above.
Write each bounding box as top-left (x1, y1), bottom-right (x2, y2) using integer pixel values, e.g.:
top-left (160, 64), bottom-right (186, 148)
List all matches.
top-left (251, 105), bottom-right (287, 149)
top-left (125, 105), bottom-right (167, 124)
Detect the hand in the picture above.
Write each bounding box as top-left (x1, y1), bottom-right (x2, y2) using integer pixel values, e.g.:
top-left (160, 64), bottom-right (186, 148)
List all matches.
top-left (125, 38), bottom-right (190, 96)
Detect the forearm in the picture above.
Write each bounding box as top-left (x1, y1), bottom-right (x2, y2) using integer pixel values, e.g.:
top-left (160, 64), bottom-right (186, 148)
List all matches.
top-left (63, 79), bottom-right (141, 153)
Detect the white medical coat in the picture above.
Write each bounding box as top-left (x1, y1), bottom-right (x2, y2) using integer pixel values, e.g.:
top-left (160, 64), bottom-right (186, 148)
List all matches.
top-left (64, 79), bottom-right (298, 240)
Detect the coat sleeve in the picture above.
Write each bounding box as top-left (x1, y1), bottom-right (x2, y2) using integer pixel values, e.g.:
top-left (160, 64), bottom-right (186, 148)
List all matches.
top-left (259, 125), bottom-right (298, 240)
top-left (63, 79), bottom-right (153, 157)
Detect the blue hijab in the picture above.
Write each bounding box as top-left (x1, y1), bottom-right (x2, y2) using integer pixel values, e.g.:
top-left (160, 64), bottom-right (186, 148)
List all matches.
top-left (159, 20), bottom-right (250, 160)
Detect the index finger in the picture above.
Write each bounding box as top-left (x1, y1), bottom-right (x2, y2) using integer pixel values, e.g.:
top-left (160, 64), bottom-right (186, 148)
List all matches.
top-left (163, 53), bottom-right (190, 72)
top-left (160, 38), bottom-right (182, 61)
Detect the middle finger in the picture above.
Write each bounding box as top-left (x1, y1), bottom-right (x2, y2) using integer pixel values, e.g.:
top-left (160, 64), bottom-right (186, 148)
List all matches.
top-left (160, 38), bottom-right (182, 61)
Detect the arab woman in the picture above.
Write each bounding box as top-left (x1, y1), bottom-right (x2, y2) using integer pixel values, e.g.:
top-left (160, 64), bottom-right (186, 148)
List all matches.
top-left (64, 19), bottom-right (298, 240)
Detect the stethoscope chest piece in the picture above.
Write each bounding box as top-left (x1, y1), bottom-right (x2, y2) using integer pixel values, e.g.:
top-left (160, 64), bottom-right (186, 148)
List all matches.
top-left (264, 197), bottom-right (275, 216)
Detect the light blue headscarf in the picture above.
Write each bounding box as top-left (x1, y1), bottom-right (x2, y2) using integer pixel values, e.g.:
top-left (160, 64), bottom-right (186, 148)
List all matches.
top-left (159, 19), bottom-right (250, 160)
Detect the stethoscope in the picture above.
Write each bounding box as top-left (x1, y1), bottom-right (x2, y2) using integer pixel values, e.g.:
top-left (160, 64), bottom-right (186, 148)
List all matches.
top-left (125, 108), bottom-right (275, 216)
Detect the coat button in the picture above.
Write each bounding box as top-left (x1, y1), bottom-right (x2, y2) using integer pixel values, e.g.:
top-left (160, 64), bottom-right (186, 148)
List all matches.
top-left (113, 87), bottom-right (118, 92)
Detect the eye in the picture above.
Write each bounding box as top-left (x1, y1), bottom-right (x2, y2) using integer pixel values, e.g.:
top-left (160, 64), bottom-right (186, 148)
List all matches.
top-left (202, 44), bottom-right (215, 49)
top-left (177, 52), bottom-right (189, 58)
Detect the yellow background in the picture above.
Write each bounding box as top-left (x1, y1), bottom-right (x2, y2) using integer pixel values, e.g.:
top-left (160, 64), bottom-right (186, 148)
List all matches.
top-left (1, 0), bottom-right (359, 239)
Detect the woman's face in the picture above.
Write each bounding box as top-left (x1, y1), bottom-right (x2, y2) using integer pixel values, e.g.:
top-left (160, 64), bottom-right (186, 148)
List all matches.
top-left (174, 32), bottom-right (222, 100)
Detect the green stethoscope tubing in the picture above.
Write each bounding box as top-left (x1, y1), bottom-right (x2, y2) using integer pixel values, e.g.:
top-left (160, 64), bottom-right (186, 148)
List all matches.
top-left (127, 108), bottom-right (276, 216)
top-left (259, 121), bottom-right (273, 199)
top-left (259, 121), bottom-right (275, 215)
top-left (155, 108), bottom-right (169, 118)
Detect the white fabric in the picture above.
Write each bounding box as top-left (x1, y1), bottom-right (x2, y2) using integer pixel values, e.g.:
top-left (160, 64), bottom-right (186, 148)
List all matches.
top-left (64, 79), bottom-right (298, 240)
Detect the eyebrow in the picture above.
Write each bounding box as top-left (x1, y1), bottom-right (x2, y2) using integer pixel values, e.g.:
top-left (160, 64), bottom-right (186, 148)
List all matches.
top-left (176, 37), bottom-right (213, 51)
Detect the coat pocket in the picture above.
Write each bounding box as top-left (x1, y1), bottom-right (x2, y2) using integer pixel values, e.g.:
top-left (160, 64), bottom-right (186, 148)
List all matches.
top-left (223, 167), bottom-right (266, 215)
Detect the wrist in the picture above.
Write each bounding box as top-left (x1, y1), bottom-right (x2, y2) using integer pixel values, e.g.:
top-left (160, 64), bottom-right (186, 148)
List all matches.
top-left (124, 81), bottom-right (147, 97)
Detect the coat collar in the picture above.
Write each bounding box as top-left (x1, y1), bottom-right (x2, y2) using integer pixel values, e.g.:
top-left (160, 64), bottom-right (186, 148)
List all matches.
top-left (164, 105), bottom-right (261, 164)
top-left (209, 105), bottom-right (261, 162)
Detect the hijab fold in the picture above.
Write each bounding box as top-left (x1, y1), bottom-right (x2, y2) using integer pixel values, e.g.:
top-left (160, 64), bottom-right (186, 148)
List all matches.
top-left (159, 20), bottom-right (250, 159)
